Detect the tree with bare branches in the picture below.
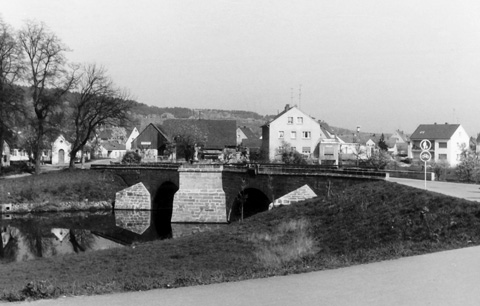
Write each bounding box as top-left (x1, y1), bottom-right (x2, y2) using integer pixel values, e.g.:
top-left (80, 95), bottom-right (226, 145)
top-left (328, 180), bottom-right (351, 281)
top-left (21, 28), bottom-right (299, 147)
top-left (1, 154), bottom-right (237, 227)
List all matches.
top-left (67, 64), bottom-right (132, 169)
top-left (18, 21), bottom-right (76, 174)
top-left (0, 19), bottom-right (25, 174)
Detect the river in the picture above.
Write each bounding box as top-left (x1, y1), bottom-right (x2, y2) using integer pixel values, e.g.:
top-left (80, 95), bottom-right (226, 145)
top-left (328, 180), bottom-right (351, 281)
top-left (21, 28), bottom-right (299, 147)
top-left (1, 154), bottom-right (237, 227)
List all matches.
top-left (0, 210), bottom-right (225, 264)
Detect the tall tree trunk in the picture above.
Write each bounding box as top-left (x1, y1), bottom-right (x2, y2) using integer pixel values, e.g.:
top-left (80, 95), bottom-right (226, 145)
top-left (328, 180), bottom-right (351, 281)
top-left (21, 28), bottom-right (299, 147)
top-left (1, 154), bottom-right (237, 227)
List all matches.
top-left (69, 148), bottom-right (79, 170)
top-left (34, 119), bottom-right (44, 175)
top-left (0, 128), bottom-right (4, 176)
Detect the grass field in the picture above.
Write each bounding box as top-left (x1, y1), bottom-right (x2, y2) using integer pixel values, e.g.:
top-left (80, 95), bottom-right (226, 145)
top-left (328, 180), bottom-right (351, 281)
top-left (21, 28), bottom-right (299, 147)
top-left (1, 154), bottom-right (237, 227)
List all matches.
top-left (0, 169), bottom-right (127, 204)
top-left (1, 179), bottom-right (480, 301)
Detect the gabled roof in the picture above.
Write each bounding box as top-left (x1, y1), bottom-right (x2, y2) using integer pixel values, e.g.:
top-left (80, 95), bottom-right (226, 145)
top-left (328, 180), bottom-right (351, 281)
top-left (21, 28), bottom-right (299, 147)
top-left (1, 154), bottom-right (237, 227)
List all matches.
top-left (238, 126), bottom-right (258, 139)
top-left (101, 141), bottom-right (126, 151)
top-left (391, 130), bottom-right (409, 142)
top-left (410, 124), bottom-right (461, 140)
top-left (159, 119), bottom-right (237, 149)
top-left (262, 104), bottom-right (316, 127)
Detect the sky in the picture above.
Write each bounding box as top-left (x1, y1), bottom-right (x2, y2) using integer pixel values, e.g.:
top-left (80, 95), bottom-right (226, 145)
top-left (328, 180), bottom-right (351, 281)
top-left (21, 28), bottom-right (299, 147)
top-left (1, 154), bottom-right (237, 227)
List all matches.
top-left (2, 0), bottom-right (480, 135)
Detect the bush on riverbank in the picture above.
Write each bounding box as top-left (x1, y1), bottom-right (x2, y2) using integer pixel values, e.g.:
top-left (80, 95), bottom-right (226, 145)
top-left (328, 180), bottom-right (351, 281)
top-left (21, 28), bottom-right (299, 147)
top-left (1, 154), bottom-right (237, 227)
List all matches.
top-left (1, 180), bottom-right (480, 301)
top-left (0, 169), bottom-right (127, 204)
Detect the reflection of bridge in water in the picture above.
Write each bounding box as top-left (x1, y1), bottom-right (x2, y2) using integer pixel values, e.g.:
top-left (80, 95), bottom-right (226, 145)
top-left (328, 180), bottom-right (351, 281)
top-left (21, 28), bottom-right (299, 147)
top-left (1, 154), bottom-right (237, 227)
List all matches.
top-left (0, 211), bottom-right (223, 263)
top-left (92, 163), bottom-right (387, 223)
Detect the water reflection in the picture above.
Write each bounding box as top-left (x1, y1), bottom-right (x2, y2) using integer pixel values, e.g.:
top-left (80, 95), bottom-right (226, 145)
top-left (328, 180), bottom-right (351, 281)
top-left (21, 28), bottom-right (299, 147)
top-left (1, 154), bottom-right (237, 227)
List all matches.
top-left (1, 211), bottom-right (225, 264)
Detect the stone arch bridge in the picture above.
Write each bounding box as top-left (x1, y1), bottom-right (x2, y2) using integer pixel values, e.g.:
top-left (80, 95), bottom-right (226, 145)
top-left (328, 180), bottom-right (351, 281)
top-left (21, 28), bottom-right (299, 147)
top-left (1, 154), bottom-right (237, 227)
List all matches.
top-left (91, 163), bottom-right (387, 223)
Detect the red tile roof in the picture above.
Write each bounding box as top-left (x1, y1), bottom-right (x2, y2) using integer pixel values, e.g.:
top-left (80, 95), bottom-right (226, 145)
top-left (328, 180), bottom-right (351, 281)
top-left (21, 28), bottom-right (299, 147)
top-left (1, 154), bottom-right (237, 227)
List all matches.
top-left (159, 119), bottom-right (237, 149)
top-left (410, 124), bottom-right (460, 140)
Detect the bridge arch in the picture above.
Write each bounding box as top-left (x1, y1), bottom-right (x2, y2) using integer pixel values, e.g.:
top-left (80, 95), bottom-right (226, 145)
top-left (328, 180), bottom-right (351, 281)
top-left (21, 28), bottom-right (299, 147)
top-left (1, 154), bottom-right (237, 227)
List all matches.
top-left (228, 187), bottom-right (271, 222)
top-left (151, 181), bottom-right (178, 238)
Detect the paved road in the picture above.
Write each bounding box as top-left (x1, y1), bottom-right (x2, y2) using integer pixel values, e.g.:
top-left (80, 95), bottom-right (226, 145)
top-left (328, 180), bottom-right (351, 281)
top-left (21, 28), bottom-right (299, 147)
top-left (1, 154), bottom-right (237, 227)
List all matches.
top-left (389, 177), bottom-right (480, 202)
top-left (12, 245), bottom-right (480, 306)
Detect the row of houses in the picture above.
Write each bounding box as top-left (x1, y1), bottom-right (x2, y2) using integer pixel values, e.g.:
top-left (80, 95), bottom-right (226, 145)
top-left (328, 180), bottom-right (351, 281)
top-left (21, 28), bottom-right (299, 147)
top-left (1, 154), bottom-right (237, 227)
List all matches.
top-left (0, 104), bottom-right (473, 167)
top-left (0, 127), bottom-right (141, 167)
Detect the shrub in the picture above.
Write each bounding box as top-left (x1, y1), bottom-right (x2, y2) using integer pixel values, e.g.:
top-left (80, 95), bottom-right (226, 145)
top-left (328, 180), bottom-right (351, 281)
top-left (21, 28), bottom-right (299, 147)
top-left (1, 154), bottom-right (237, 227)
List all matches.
top-left (121, 151), bottom-right (142, 164)
top-left (281, 151), bottom-right (307, 165)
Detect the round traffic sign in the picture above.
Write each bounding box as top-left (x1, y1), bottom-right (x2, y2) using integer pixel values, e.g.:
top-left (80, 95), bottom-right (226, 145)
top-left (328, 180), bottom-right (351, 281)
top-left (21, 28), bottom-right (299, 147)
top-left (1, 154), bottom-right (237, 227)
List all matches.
top-left (420, 139), bottom-right (431, 151)
top-left (420, 151), bottom-right (431, 162)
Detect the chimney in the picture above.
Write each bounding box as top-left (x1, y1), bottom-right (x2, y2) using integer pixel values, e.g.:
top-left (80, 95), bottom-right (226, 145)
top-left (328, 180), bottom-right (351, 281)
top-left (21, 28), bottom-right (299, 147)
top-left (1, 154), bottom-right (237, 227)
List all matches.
top-left (285, 104), bottom-right (290, 111)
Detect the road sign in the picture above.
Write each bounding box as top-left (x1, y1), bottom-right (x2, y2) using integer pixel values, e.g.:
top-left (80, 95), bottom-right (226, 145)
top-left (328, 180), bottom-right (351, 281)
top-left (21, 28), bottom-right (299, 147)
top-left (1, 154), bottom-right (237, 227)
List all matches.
top-left (420, 139), bottom-right (431, 151)
top-left (420, 151), bottom-right (431, 162)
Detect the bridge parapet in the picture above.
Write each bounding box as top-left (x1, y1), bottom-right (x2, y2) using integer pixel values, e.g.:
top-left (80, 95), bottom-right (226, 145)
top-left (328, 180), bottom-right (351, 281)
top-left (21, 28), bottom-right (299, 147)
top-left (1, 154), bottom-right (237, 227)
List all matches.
top-left (223, 163), bottom-right (387, 179)
top-left (91, 163), bottom-right (182, 170)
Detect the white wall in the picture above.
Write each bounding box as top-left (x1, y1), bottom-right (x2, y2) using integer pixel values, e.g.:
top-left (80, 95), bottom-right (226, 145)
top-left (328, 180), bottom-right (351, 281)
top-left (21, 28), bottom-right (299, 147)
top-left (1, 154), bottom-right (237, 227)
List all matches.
top-left (267, 107), bottom-right (324, 160)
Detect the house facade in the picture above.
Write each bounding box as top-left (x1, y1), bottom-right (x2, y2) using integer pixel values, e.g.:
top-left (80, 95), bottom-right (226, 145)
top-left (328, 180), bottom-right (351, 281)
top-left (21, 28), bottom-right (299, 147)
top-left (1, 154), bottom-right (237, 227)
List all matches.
top-left (97, 142), bottom-right (127, 159)
top-left (132, 123), bottom-right (169, 157)
top-left (237, 126), bottom-right (262, 151)
top-left (261, 104), bottom-right (327, 161)
top-left (9, 148), bottom-right (29, 162)
top-left (125, 127), bottom-right (140, 151)
top-left (51, 135), bottom-right (72, 164)
top-left (134, 119), bottom-right (237, 161)
top-left (409, 123), bottom-right (469, 166)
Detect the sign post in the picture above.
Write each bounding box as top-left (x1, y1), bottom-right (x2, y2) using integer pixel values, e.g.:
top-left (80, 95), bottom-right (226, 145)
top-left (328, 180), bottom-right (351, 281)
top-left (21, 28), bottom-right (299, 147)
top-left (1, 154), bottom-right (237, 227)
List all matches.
top-left (419, 140), bottom-right (432, 190)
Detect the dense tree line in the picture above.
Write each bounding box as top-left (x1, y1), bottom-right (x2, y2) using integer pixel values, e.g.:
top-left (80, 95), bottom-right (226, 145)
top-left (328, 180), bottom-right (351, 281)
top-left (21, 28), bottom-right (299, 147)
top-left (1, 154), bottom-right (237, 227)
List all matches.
top-left (0, 19), bottom-right (133, 174)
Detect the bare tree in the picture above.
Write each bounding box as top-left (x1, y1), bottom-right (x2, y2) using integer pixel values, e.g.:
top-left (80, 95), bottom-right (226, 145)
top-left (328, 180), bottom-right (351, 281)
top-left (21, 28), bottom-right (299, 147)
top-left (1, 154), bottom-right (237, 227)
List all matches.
top-left (67, 64), bottom-right (132, 169)
top-left (18, 21), bottom-right (76, 174)
top-left (0, 19), bottom-right (25, 173)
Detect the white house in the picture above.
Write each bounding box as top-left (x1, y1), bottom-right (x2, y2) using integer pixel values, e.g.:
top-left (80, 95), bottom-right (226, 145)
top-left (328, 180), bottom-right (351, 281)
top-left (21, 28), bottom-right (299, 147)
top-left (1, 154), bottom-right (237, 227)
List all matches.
top-left (261, 104), bottom-right (327, 161)
top-left (409, 123), bottom-right (469, 166)
top-left (1, 141), bottom-right (10, 167)
top-left (125, 127), bottom-right (139, 151)
top-left (97, 141), bottom-right (127, 159)
top-left (9, 148), bottom-right (29, 162)
top-left (51, 135), bottom-right (72, 164)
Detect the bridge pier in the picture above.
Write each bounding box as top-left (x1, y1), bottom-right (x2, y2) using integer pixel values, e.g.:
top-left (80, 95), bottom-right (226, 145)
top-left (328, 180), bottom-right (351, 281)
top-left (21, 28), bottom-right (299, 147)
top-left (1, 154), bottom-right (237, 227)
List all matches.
top-left (171, 164), bottom-right (227, 223)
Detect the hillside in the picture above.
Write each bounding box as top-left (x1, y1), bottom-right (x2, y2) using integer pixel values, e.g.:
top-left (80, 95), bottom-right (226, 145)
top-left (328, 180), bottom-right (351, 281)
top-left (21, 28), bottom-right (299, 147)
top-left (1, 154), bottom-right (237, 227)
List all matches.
top-left (127, 101), bottom-right (392, 140)
top-left (128, 101), bottom-right (268, 134)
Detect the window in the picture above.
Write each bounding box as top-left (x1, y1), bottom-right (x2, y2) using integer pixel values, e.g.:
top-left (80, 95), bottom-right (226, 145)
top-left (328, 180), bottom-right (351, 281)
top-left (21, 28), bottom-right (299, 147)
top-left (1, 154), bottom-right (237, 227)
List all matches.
top-left (302, 147), bottom-right (311, 155)
top-left (287, 117), bottom-right (293, 124)
top-left (302, 131), bottom-right (311, 139)
top-left (290, 131), bottom-right (296, 139)
top-left (297, 117), bottom-right (303, 124)
top-left (278, 131), bottom-right (284, 138)
top-left (438, 142), bottom-right (447, 148)
top-left (439, 154), bottom-right (447, 160)
top-left (291, 146), bottom-right (296, 152)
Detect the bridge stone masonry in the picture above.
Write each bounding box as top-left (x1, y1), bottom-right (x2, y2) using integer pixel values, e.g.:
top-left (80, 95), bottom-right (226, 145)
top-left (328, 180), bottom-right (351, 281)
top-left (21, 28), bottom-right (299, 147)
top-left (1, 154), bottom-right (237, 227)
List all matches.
top-left (91, 163), bottom-right (387, 223)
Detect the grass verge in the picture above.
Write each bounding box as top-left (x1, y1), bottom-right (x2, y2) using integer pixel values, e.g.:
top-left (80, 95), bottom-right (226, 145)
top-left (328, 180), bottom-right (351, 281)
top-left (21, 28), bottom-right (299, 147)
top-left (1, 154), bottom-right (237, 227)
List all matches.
top-left (1, 180), bottom-right (480, 301)
top-left (0, 169), bottom-right (127, 204)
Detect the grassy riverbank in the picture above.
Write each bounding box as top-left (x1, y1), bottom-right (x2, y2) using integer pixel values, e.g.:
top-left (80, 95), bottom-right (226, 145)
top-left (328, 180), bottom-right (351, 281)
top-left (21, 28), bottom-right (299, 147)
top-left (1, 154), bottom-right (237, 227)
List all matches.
top-left (1, 180), bottom-right (480, 301)
top-left (0, 169), bottom-right (127, 204)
